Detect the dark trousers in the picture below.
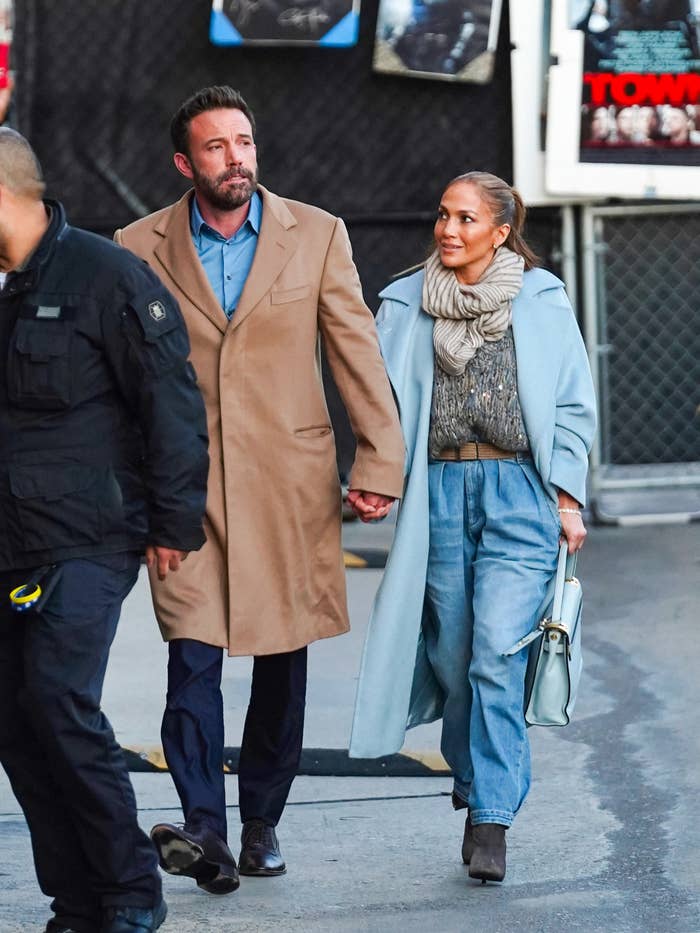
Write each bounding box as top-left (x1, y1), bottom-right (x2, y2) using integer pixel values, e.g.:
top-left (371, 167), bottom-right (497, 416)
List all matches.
top-left (0, 553), bottom-right (161, 926)
top-left (162, 638), bottom-right (307, 842)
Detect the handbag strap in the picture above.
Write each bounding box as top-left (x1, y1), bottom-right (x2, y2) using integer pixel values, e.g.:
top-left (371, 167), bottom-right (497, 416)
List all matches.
top-left (503, 542), bottom-right (580, 656)
top-left (552, 542), bottom-right (578, 621)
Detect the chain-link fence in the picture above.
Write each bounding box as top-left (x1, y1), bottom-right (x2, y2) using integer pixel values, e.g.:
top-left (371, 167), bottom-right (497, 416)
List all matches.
top-left (11, 0), bottom-right (568, 305)
top-left (583, 204), bottom-right (700, 503)
top-left (13, 0), bottom-right (513, 231)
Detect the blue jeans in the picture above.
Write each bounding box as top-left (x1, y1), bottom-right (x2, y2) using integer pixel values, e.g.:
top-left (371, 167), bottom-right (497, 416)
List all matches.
top-left (424, 458), bottom-right (560, 827)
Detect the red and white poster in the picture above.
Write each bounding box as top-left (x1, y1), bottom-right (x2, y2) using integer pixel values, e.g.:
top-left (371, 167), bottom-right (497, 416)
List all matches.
top-left (0, 0), bottom-right (12, 93)
top-left (547, 0), bottom-right (700, 198)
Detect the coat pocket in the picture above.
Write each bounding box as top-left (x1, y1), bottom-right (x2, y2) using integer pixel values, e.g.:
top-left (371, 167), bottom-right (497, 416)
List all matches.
top-left (7, 316), bottom-right (74, 410)
top-left (270, 285), bottom-right (312, 305)
top-left (294, 425), bottom-right (333, 438)
top-left (9, 462), bottom-right (114, 552)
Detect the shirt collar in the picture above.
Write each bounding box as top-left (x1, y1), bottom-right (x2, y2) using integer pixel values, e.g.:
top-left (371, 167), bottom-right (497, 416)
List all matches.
top-left (4, 200), bottom-right (67, 295)
top-left (190, 190), bottom-right (262, 240)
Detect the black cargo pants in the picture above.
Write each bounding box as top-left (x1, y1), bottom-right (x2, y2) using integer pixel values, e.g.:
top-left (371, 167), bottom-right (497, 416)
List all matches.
top-left (0, 552), bottom-right (161, 930)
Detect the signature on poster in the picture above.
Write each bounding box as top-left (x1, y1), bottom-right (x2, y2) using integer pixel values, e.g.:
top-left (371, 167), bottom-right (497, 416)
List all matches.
top-left (228, 0), bottom-right (263, 27)
top-left (278, 6), bottom-right (331, 29)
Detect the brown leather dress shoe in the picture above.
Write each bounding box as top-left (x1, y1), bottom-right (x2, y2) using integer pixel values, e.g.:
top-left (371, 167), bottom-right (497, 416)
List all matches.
top-left (150, 822), bottom-right (240, 894)
top-left (239, 819), bottom-right (286, 876)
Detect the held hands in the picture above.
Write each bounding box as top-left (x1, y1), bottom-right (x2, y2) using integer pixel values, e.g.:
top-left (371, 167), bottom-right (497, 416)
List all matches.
top-left (346, 489), bottom-right (395, 523)
top-left (145, 545), bottom-right (189, 581)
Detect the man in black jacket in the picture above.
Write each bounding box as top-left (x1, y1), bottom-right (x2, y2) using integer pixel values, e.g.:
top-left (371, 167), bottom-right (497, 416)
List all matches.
top-left (0, 128), bottom-right (209, 933)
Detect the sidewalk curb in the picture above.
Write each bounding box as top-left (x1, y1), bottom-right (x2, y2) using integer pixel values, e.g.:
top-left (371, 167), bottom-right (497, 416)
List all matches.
top-left (122, 746), bottom-right (449, 777)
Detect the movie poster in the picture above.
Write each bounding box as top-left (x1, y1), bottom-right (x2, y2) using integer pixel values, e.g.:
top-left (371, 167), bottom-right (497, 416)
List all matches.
top-left (575, 0), bottom-right (700, 166)
top-left (546, 0), bottom-right (700, 198)
top-left (210, 0), bottom-right (360, 46)
top-left (373, 0), bottom-right (503, 83)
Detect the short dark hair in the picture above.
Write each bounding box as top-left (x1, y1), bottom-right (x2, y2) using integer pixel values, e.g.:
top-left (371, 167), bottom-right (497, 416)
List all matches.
top-left (170, 86), bottom-right (256, 156)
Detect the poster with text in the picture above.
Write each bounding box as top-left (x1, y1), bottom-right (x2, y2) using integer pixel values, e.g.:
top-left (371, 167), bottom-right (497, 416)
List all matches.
top-left (373, 0), bottom-right (503, 83)
top-left (210, 0), bottom-right (360, 46)
top-left (576, 0), bottom-right (700, 165)
top-left (547, 0), bottom-right (700, 198)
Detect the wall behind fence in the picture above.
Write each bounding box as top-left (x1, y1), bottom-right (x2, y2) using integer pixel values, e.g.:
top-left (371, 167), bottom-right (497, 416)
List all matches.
top-left (14, 0), bottom-right (510, 225)
top-left (13, 0), bottom-right (564, 296)
top-left (14, 0), bottom-right (566, 472)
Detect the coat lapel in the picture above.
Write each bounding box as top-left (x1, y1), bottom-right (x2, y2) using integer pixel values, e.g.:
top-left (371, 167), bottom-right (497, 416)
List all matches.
top-left (228, 186), bottom-right (298, 333)
top-left (153, 192), bottom-right (228, 335)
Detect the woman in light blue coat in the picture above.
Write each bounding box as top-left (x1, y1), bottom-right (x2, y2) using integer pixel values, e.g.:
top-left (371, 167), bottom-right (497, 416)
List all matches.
top-left (349, 173), bottom-right (596, 883)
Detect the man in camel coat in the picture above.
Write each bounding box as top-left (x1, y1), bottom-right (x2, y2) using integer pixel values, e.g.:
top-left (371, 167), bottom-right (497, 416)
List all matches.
top-left (115, 86), bottom-right (405, 895)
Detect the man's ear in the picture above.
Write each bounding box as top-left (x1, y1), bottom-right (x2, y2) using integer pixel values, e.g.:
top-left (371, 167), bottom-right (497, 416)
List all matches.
top-left (173, 152), bottom-right (194, 180)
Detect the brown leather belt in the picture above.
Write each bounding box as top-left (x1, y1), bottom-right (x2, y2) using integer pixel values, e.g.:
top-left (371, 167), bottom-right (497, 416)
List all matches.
top-left (435, 442), bottom-right (530, 461)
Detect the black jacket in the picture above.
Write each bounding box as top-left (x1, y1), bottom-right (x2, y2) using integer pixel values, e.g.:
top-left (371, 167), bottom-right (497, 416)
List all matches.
top-left (0, 201), bottom-right (209, 571)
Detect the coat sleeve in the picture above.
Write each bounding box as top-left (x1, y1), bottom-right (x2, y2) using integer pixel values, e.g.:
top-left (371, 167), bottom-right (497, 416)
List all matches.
top-left (549, 295), bottom-right (597, 506)
top-left (317, 218), bottom-right (405, 498)
top-left (101, 264), bottom-right (210, 551)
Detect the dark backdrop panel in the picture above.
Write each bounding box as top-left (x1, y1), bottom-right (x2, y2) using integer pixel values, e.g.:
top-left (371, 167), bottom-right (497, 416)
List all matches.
top-left (13, 0), bottom-right (514, 234)
top-left (13, 0), bottom-right (556, 476)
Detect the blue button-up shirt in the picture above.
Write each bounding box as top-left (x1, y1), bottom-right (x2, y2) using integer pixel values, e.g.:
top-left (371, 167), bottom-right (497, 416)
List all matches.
top-left (190, 192), bottom-right (262, 318)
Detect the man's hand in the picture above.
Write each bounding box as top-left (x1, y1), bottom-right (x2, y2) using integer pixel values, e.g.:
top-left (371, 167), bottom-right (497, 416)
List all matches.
top-left (145, 545), bottom-right (189, 581)
top-left (346, 490), bottom-right (395, 523)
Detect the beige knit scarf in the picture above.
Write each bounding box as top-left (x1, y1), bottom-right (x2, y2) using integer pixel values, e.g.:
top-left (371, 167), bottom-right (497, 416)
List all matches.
top-left (422, 246), bottom-right (525, 376)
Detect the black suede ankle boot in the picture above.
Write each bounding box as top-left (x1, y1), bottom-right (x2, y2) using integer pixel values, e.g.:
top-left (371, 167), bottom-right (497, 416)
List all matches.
top-left (461, 815), bottom-right (475, 864)
top-left (467, 823), bottom-right (506, 883)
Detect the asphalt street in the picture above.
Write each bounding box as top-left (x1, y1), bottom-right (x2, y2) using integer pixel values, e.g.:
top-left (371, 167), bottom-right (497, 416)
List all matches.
top-left (0, 519), bottom-right (699, 932)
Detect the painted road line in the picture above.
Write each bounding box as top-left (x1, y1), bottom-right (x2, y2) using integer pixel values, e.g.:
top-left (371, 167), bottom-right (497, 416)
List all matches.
top-left (342, 549), bottom-right (388, 569)
top-left (122, 746), bottom-right (449, 776)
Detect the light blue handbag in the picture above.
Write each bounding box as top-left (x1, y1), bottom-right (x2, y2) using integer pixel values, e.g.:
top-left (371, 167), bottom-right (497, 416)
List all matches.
top-left (505, 542), bottom-right (583, 727)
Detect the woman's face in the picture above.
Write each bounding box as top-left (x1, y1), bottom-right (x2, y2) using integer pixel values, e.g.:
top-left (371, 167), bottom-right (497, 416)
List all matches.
top-left (434, 181), bottom-right (510, 284)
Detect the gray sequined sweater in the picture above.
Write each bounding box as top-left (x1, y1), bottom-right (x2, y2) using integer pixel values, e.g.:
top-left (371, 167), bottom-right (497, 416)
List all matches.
top-left (428, 327), bottom-right (529, 458)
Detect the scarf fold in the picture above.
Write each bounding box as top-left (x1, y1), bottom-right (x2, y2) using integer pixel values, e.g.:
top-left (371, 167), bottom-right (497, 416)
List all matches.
top-left (422, 246), bottom-right (525, 375)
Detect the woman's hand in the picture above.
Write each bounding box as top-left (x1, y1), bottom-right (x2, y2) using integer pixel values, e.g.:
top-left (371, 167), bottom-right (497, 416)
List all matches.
top-left (559, 510), bottom-right (586, 554)
top-left (557, 490), bottom-right (586, 554)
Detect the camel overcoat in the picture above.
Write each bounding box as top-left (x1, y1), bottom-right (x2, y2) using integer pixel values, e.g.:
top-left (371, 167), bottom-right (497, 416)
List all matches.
top-left (115, 187), bottom-right (405, 656)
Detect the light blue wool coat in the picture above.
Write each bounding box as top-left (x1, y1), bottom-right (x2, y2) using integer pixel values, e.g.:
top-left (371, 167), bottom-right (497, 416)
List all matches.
top-left (348, 267), bottom-right (597, 759)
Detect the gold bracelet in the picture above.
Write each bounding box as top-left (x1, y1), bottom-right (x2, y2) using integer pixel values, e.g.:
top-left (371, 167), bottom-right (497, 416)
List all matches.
top-left (557, 507), bottom-right (581, 515)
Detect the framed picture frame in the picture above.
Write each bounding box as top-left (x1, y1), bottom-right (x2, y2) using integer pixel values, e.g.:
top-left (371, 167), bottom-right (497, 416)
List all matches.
top-left (210, 0), bottom-right (360, 47)
top-left (373, 0), bottom-right (503, 83)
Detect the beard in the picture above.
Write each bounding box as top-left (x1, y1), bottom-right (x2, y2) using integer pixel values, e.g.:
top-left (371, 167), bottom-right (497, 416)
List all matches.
top-left (193, 164), bottom-right (258, 211)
